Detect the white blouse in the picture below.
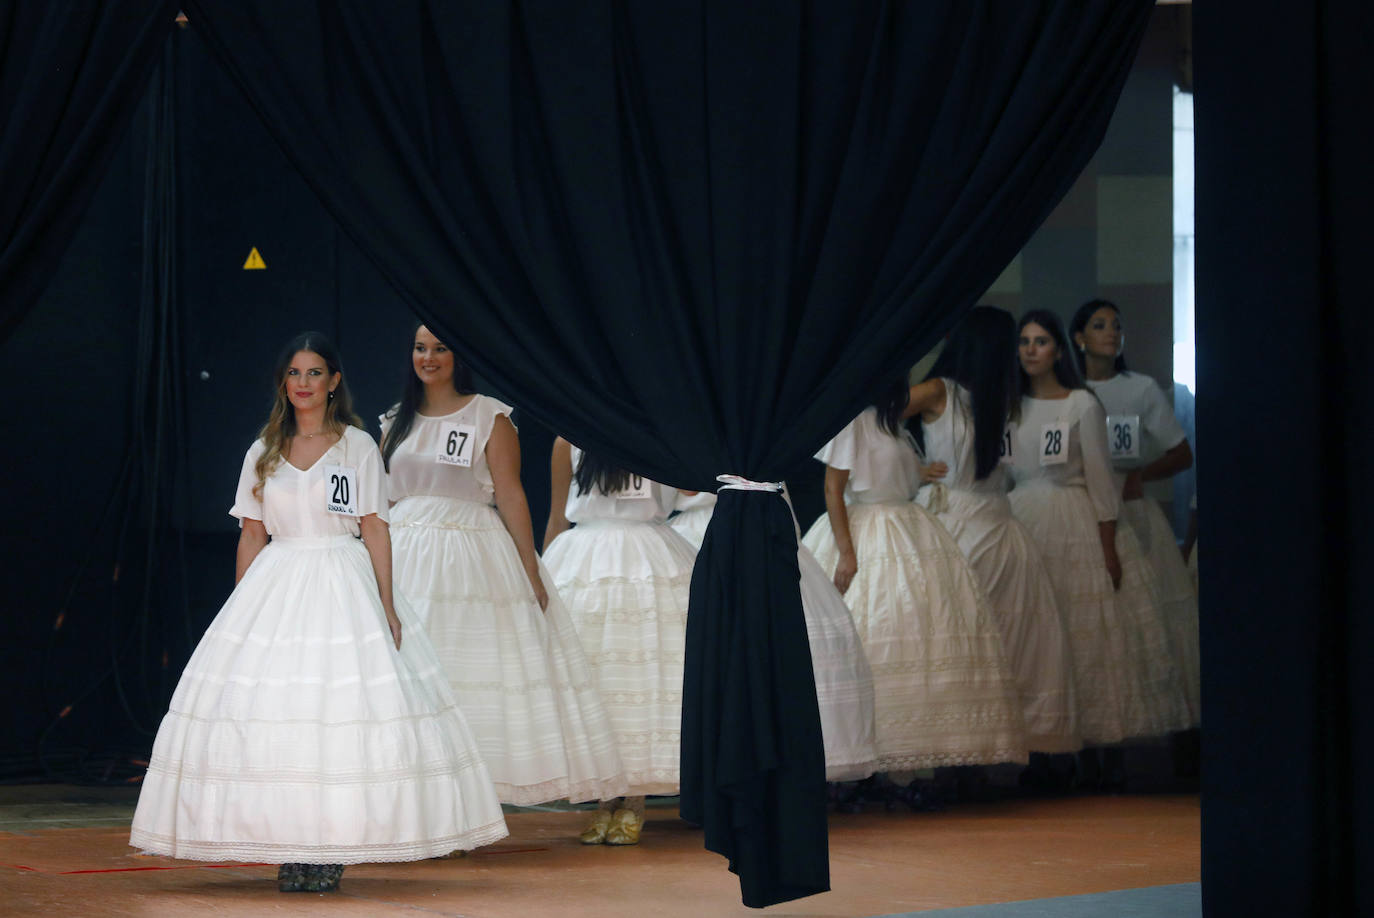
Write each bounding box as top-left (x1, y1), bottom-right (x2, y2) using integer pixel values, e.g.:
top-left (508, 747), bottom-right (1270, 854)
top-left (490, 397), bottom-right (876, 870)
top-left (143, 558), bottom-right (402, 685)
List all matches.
top-left (380, 395), bottom-right (515, 505)
top-left (919, 380), bottom-right (1007, 495)
top-left (815, 407), bottom-right (920, 505)
top-left (565, 445), bottom-right (676, 524)
top-left (1086, 372), bottom-right (1187, 487)
top-left (1008, 390), bottom-right (1120, 523)
top-left (229, 425), bottom-right (389, 538)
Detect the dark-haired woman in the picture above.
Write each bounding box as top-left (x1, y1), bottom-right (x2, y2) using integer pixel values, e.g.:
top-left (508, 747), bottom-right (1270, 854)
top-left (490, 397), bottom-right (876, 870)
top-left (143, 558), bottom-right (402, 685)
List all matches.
top-left (1071, 299), bottom-right (1200, 729)
top-left (914, 307), bottom-right (1079, 754)
top-left (801, 384), bottom-right (1027, 774)
top-left (381, 325), bottom-right (626, 810)
top-left (542, 441), bottom-right (697, 845)
top-left (670, 490), bottom-right (878, 783)
top-left (1008, 311), bottom-right (1188, 758)
top-left (130, 333), bottom-right (506, 892)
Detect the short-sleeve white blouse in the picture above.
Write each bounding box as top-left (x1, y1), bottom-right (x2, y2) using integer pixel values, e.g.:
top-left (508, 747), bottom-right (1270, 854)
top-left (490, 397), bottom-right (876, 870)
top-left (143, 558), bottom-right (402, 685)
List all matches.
top-left (228, 425), bottom-right (389, 538)
top-left (565, 446), bottom-right (676, 523)
top-left (380, 395), bottom-right (515, 505)
top-left (1008, 390), bottom-right (1120, 523)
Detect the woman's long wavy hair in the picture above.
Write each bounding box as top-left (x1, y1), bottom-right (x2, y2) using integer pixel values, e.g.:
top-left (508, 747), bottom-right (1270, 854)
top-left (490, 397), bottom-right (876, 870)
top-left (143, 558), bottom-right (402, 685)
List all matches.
top-left (380, 322), bottom-right (477, 471)
top-left (253, 332), bottom-right (365, 498)
top-left (874, 377), bottom-right (911, 437)
top-left (573, 448), bottom-right (634, 496)
top-left (915, 306), bottom-right (1018, 481)
top-left (1017, 309), bottom-right (1087, 397)
top-left (1069, 298), bottom-right (1129, 376)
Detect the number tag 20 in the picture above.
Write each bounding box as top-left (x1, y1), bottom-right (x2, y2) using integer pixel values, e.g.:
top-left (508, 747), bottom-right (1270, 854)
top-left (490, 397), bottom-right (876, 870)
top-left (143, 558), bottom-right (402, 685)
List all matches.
top-left (1106, 414), bottom-right (1140, 461)
top-left (1039, 421), bottom-right (1070, 467)
top-left (437, 422), bottom-right (477, 467)
top-left (323, 464), bottom-right (359, 515)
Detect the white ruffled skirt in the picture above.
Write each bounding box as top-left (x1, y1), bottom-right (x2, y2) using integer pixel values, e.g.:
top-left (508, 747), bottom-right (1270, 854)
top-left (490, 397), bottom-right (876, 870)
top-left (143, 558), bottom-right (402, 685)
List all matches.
top-left (802, 501), bottom-right (1027, 771)
top-left (919, 485), bottom-right (1080, 753)
top-left (1009, 482), bottom-right (1190, 744)
top-left (130, 535), bottom-right (508, 864)
top-left (1121, 497), bottom-right (1201, 727)
top-left (672, 505), bottom-right (878, 782)
top-left (392, 496), bottom-right (627, 805)
top-left (541, 520), bottom-right (695, 796)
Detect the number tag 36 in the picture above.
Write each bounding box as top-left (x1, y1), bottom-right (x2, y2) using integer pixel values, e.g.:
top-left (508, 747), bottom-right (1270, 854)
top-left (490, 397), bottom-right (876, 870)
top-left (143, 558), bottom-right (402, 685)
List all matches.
top-left (1039, 421), bottom-right (1070, 467)
top-left (1106, 414), bottom-right (1140, 461)
top-left (437, 422), bottom-right (477, 467)
top-left (324, 464), bottom-right (359, 515)
top-left (620, 473), bottom-right (651, 500)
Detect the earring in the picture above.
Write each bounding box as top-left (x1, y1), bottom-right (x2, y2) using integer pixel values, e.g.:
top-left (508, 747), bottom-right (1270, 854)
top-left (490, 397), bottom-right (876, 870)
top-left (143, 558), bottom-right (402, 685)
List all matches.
top-left (328, 390), bottom-right (335, 400)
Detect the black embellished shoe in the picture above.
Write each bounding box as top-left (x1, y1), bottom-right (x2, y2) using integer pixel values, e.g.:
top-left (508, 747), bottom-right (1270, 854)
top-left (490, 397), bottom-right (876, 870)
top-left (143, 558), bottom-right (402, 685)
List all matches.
top-left (277, 863), bottom-right (307, 893)
top-left (302, 864), bottom-right (344, 893)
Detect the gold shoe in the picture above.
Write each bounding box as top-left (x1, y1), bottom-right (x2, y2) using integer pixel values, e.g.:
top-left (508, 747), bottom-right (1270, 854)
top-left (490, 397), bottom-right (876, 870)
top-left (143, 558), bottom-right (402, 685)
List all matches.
top-left (580, 810), bottom-right (613, 844)
top-left (604, 808), bottom-right (642, 846)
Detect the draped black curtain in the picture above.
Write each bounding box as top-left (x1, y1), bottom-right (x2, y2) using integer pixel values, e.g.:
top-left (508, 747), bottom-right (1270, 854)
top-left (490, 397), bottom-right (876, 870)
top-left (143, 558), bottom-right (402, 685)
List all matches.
top-left (0, 1), bottom-right (176, 338)
top-left (179, 1), bottom-right (1152, 906)
top-left (1196, 1), bottom-right (1373, 915)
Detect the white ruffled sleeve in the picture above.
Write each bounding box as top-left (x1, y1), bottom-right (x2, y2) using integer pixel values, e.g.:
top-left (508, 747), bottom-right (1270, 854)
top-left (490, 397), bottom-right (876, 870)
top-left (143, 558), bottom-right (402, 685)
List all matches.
top-left (472, 396), bottom-right (516, 493)
top-left (351, 430), bottom-right (390, 523)
top-left (228, 440), bottom-right (266, 523)
top-left (1139, 379), bottom-right (1186, 454)
top-left (1078, 395), bottom-right (1121, 523)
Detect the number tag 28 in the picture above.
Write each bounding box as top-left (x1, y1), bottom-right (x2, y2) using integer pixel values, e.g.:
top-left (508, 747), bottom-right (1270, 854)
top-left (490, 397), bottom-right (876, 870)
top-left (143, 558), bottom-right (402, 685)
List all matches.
top-left (323, 464), bottom-right (359, 515)
top-left (1106, 414), bottom-right (1140, 461)
top-left (437, 422), bottom-right (477, 467)
top-left (1039, 421), bottom-right (1070, 467)
top-left (619, 473), bottom-right (651, 500)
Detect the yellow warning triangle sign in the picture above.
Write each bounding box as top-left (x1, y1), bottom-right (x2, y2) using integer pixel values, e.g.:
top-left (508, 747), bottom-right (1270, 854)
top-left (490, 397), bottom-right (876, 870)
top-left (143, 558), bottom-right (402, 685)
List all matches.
top-left (242, 247), bottom-right (267, 270)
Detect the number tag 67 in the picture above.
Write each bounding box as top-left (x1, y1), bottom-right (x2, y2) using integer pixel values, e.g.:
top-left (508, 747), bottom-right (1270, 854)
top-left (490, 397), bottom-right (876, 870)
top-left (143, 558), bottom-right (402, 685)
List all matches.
top-left (437, 422), bottom-right (477, 467)
top-left (1039, 421), bottom-right (1070, 467)
top-left (323, 464), bottom-right (359, 515)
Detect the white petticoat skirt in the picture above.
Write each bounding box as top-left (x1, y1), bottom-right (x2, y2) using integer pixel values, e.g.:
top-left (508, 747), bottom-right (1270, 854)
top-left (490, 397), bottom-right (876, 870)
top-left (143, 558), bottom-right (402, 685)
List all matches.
top-left (672, 506), bottom-right (878, 782)
top-left (802, 501), bottom-right (1027, 771)
top-left (392, 496), bottom-right (627, 805)
top-left (1121, 497), bottom-right (1201, 727)
top-left (1009, 483), bottom-right (1190, 744)
top-left (919, 485), bottom-right (1080, 753)
top-left (541, 520), bottom-right (695, 796)
top-left (129, 535), bottom-right (508, 864)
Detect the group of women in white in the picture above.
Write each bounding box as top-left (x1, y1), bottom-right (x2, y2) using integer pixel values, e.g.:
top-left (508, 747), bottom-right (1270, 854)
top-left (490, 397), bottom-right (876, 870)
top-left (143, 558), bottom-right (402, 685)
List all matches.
top-left (127, 300), bottom-right (1199, 893)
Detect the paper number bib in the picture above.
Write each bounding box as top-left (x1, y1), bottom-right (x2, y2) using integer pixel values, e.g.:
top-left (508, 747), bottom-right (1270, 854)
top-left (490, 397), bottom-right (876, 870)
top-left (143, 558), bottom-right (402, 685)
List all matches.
top-left (1106, 414), bottom-right (1140, 461)
top-left (619, 473), bottom-right (651, 500)
top-left (324, 464), bottom-right (359, 515)
top-left (437, 422), bottom-right (477, 467)
top-left (1039, 421), bottom-right (1070, 467)
top-left (999, 422), bottom-right (1015, 465)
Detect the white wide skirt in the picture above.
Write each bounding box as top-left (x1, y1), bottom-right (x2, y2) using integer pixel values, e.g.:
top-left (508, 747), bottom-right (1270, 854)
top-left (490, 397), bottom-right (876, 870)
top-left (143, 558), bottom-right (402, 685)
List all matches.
top-left (130, 535), bottom-right (508, 864)
top-left (1121, 497), bottom-right (1201, 727)
top-left (542, 520), bottom-right (695, 796)
top-left (1009, 483), bottom-right (1190, 744)
top-left (802, 501), bottom-right (1027, 771)
top-left (919, 486), bottom-right (1080, 753)
top-left (392, 496), bottom-right (627, 805)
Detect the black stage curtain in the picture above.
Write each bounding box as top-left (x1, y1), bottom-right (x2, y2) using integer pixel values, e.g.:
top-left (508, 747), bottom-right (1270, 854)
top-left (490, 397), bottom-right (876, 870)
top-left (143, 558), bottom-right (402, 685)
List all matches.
top-left (0, 1), bottom-right (176, 339)
top-left (1195, 2), bottom-right (1373, 915)
top-left (181, 1), bottom-right (1152, 906)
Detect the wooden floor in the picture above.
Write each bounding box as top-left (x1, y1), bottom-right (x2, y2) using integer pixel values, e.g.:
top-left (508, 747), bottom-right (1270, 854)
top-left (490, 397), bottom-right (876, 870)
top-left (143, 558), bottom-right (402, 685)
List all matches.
top-left (0, 786), bottom-right (1199, 917)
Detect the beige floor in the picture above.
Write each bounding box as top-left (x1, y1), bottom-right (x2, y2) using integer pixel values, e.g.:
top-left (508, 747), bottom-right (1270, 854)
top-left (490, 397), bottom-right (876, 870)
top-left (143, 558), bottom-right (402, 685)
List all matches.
top-left (0, 786), bottom-right (1199, 917)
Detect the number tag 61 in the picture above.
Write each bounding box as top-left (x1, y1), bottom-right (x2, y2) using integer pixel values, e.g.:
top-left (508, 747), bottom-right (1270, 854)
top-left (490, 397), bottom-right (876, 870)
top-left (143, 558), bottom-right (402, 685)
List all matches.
top-left (1039, 421), bottom-right (1070, 467)
top-left (437, 422), bottom-right (477, 467)
top-left (324, 464), bottom-right (359, 515)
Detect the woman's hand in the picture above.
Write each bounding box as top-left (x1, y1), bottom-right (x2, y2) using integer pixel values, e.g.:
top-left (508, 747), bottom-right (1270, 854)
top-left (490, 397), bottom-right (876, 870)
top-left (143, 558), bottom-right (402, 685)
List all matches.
top-left (528, 568), bottom-right (550, 612)
top-left (1103, 549), bottom-right (1123, 591)
top-left (385, 609), bottom-right (403, 650)
top-left (1121, 469), bottom-right (1144, 501)
top-left (920, 461), bottom-right (949, 483)
top-left (833, 549), bottom-right (858, 595)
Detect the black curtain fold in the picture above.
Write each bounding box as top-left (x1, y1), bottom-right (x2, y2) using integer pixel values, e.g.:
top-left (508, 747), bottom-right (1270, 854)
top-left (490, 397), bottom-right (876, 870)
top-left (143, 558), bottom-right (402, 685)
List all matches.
top-left (176, 1), bottom-right (1152, 906)
top-left (0, 0), bottom-right (177, 338)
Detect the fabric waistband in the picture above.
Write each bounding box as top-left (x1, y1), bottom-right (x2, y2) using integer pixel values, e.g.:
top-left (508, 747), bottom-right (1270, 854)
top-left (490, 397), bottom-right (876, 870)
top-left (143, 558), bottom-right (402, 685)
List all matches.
top-left (269, 534), bottom-right (360, 549)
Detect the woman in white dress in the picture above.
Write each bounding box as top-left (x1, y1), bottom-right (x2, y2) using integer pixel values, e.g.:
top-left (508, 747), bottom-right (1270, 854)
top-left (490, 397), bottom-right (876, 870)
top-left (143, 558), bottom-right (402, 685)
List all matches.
top-left (543, 444), bottom-right (697, 845)
top-left (912, 306), bottom-right (1079, 755)
top-left (670, 491), bottom-right (878, 783)
top-left (1008, 311), bottom-right (1188, 786)
top-left (130, 333), bottom-right (507, 893)
top-left (801, 381), bottom-right (1027, 774)
top-left (1071, 299), bottom-right (1201, 729)
top-left (380, 325), bottom-right (626, 810)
